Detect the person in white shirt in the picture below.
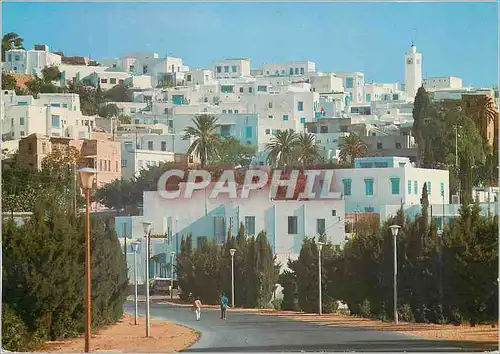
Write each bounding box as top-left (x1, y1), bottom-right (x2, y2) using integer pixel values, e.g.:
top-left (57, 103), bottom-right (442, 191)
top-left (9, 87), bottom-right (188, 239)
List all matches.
top-left (193, 296), bottom-right (202, 321)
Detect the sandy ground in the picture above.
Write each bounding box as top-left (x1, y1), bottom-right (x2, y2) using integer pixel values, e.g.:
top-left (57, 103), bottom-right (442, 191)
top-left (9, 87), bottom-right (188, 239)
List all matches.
top-left (258, 312), bottom-right (499, 345)
top-left (43, 314), bottom-right (199, 353)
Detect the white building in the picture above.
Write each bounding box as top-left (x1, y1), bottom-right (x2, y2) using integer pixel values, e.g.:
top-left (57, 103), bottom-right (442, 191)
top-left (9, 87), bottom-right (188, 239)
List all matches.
top-left (317, 93), bottom-right (347, 117)
top-left (58, 64), bottom-right (109, 87)
top-left (214, 58), bottom-right (251, 79)
top-left (107, 101), bottom-right (148, 116)
top-left (334, 72), bottom-right (365, 104)
top-left (404, 44), bottom-right (423, 102)
top-left (2, 91), bottom-right (95, 140)
top-left (309, 73), bottom-right (344, 94)
top-left (363, 83), bottom-right (406, 103)
top-left (116, 123), bottom-right (196, 179)
top-left (85, 69), bottom-right (132, 90)
top-left (121, 142), bottom-right (175, 180)
top-left (305, 117), bottom-right (351, 160)
top-left (184, 69), bottom-right (215, 86)
top-left (473, 186), bottom-right (499, 203)
top-left (423, 76), bottom-right (463, 90)
top-left (142, 182), bottom-right (345, 268)
top-left (244, 89), bottom-right (320, 149)
top-left (129, 112), bottom-right (261, 150)
top-left (4, 44), bottom-right (62, 76)
top-left (430, 87), bottom-right (495, 101)
top-left (124, 75), bottom-right (153, 90)
top-left (262, 61), bottom-right (316, 77)
top-left (331, 156), bottom-right (449, 213)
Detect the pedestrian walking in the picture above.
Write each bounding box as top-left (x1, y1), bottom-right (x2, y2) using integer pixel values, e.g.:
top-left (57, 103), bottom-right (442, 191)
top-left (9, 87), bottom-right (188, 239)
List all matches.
top-left (193, 296), bottom-right (202, 321)
top-left (219, 291), bottom-right (229, 320)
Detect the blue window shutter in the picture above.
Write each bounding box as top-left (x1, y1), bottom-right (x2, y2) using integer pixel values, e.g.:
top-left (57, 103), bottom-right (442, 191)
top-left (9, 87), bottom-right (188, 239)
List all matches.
top-left (390, 178), bottom-right (400, 195)
top-left (408, 180), bottom-right (412, 194)
top-left (283, 115), bottom-right (288, 121)
top-left (298, 101), bottom-right (304, 111)
top-left (300, 117), bottom-right (306, 124)
top-left (342, 179), bottom-right (352, 196)
top-left (440, 182), bottom-right (444, 197)
top-left (245, 126), bottom-right (252, 138)
top-left (364, 179), bottom-right (374, 196)
top-left (427, 181), bottom-right (432, 195)
top-left (414, 181), bottom-right (418, 194)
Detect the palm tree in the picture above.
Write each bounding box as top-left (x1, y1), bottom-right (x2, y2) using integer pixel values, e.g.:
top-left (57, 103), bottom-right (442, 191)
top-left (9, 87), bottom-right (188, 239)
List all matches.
top-left (182, 114), bottom-right (222, 168)
top-left (295, 132), bottom-right (321, 167)
top-left (466, 95), bottom-right (498, 144)
top-left (265, 129), bottom-right (299, 168)
top-left (338, 133), bottom-right (367, 165)
top-left (2, 32), bottom-right (24, 61)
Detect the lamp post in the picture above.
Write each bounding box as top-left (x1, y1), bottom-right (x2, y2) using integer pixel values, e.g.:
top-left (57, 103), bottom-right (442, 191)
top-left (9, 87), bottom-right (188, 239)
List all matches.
top-left (317, 241), bottom-right (326, 316)
top-left (78, 167), bottom-right (96, 353)
top-left (123, 222), bottom-right (128, 263)
top-left (455, 125), bottom-right (461, 202)
top-left (389, 225), bottom-right (401, 324)
top-left (170, 251), bottom-right (176, 300)
top-left (436, 229), bottom-right (444, 309)
top-left (141, 221), bottom-right (152, 337)
top-left (229, 248), bottom-right (236, 308)
top-left (132, 242), bottom-right (140, 325)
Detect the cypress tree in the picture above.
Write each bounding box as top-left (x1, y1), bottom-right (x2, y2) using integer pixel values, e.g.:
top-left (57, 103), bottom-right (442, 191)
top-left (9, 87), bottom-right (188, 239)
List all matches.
top-left (412, 86), bottom-right (431, 167)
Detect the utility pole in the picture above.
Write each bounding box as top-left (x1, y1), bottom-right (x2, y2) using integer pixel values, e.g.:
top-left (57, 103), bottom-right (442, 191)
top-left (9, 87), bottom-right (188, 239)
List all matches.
top-left (73, 163), bottom-right (77, 215)
top-left (455, 125), bottom-right (461, 203)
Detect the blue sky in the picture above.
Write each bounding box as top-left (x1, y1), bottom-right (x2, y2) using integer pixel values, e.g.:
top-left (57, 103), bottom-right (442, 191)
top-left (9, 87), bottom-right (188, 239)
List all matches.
top-left (3, 2), bottom-right (498, 87)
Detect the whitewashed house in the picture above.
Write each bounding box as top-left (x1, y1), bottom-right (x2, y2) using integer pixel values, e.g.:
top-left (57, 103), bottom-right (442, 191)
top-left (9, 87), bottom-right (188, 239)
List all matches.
top-left (4, 44), bottom-right (62, 76)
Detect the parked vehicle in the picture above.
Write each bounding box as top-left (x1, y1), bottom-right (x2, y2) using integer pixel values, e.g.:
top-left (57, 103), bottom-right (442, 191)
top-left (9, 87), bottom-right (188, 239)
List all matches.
top-left (150, 278), bottom-right (172, 295)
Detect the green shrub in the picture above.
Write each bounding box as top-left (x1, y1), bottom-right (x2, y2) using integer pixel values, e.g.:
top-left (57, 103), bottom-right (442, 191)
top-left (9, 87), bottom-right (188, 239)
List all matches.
top-left (324, 300), bottom-right (339, 314)
top-left (2, 203), bottom-right (128, 349)
top-left (359, 299), bottom-right (371, 318)
top-left (272, 298), bottom-right (282, 310)
top-left (399, 303), bottom-right (415, 323)
top-left (2, 304), bottom-right (32, 352)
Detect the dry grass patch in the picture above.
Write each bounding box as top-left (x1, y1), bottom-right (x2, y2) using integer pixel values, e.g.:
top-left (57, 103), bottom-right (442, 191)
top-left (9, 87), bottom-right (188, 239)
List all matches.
top-left (43, 313), bottom-right (199, 353)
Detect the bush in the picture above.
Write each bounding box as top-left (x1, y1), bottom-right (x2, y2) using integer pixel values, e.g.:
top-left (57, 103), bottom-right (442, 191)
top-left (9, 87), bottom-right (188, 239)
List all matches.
top-left (359, 299), bottom-right (371, 318)
top-left (399, 303), bottom-right (415, 323)
top-left (323, 300), bottom-right (339, 314)
top-left (271, 298), bottom-right (282, 311)
top-left (2, 203), bottom-right (128, 350)
top-left (1, 304), bottom-right (32, 352)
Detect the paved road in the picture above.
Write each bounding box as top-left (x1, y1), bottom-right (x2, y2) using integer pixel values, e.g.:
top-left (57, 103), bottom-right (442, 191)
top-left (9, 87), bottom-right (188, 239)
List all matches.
top-left (124, 302), bottom-right (492, 352)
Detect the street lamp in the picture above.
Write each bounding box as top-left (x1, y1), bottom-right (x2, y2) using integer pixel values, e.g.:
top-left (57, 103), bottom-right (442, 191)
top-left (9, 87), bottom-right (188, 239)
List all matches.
top-left (229, 248), bottom-right (236, 308)
top-left (436, 229), bottom-right (444, 308)
top-left (141, 221), bottom-right (152, 337)
top-left (317, 241), bottom-right (326, 316)
top-left (122, 222), bottom-right (128, 264)
top-left (389, 225), bottom-right (401, 324)
top-left (78, 167), bottom-right (96, 353)
top-left (132, 242), bottom-right (140, 326)
top-left (170, 251), bottom-right (176, 300)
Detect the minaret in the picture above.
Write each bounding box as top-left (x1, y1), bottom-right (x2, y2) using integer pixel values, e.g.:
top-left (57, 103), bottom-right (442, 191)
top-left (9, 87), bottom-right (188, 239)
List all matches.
top-left (404, 43), bottom-right (422, 102)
